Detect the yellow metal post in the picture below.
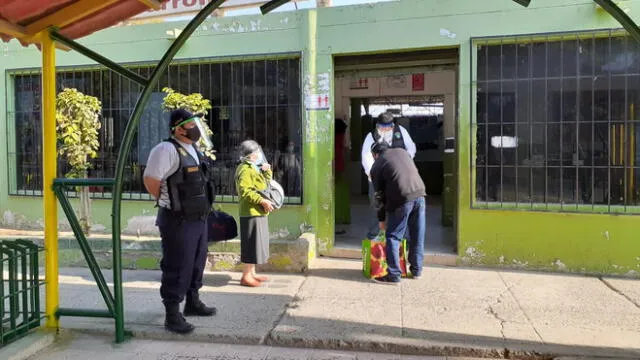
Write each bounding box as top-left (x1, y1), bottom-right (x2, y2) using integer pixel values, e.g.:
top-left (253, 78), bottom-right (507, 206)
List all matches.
top-left (41, 31), bottom-right (59, 328)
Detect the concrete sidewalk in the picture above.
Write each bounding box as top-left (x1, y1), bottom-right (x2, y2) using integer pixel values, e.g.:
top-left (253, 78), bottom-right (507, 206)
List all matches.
top-left (47, 258), bottom-right (640, 359)
top-left (23, 332), bottom-right (486, 360)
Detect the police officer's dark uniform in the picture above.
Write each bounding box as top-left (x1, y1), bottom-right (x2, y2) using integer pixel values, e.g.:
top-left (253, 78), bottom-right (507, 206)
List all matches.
top-left (143, 109), bottom-right (217, 334)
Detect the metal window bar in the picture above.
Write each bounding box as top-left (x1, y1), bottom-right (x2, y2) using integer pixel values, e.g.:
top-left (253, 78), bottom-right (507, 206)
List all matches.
top-left (573, 36), bottom-right (579, 210)
top-left (0, 239), bottom-right (44, 347)
top-left (472, 31), bottom-right (640, 213)
top-left (7, 58), bottom-right (303, 204)
top-left (591, 34), bottom-right (596, 210)
top-left (529, 40), bottom-right (534, 207)
top-left (514, 43), bottom-right (519, 206)
top-left (544, 39), bottom-right (549, 208)
top-left (624, 36), bottom-right (629, 210)
top-left (608, 33), bottom-right (613, 212)
top-left (484, 43), bottom-right (489, 207)
top-left (500, 40), bottom-right (504, 207)
top-left (559, 39), bottom-right (565, 210)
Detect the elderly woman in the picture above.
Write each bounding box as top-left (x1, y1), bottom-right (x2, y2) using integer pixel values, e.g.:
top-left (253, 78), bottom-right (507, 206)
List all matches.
top-left (235, 140), bottom-right (274, 287)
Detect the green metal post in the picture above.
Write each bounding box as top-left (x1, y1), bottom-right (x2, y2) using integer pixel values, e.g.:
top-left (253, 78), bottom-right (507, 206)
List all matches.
top-left (3, 242), bottom-right (29, 333)
top-left (49, 31), bottom-right (149, 86)
top-left (15, 240), bottom-right (40, 326)
top-left (56, 308), bottom-right (114, 318)
top-left (593, 0), bottom-right (640, 43)
top-left (0, 244), bottom-right (5, 342)
top-left (6, 245), bottom-right (18, 335)
top-left (110, 0), bottom-right (226, 343)
top-left (52, 185), bottom-right (115, 315)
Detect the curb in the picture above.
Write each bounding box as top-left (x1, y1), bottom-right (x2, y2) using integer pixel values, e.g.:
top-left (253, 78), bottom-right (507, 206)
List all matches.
top-left (2, 330), bottom-right (57, 360)
top-left (57, 326), bottom-right (640, 360)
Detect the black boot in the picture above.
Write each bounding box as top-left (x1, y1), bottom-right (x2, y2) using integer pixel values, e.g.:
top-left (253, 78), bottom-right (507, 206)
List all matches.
top-left (184, 291), bottom-right (217, 317)
top-left (164, 302), bottom-right (195, 334)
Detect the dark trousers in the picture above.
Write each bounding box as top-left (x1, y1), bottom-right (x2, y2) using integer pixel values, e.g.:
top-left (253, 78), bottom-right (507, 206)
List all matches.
top-left (385, 197), bottom-right (426, 281)
top-left (156, 208), bottom-right (208, 306)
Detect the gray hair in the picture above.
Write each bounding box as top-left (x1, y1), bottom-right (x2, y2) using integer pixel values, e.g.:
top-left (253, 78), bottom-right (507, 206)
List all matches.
top-left (238, 140), bottom-right (261, 160)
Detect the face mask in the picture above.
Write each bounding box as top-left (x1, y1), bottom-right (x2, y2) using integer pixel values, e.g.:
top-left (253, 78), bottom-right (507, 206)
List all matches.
top-left (287, 145), bottom-right (295, 153)
top-left (251, 151), bottom-right (265, 167)
top-left (184, 126), bottom-right (201, 142)
top-left (378, 128), bottom-right (393, 145)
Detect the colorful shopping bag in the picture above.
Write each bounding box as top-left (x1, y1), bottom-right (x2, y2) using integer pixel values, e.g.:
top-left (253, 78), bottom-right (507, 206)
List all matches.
top-left (362, 233), bottom-right (409, 279)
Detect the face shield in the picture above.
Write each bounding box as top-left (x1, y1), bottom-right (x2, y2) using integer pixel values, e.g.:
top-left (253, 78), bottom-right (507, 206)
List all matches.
top-left (190, 115), bottom-right (214, 153)
top-left (175, 115), bottom-right (215, 160)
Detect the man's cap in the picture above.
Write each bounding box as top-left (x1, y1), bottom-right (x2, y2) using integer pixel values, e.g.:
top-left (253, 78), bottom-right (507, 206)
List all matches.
top-left (376, 112), bottom-right (395, 126)
top-left (169, 109), bottom-right (204, 129)
top-left (371, 140), bottom-right (389, 155)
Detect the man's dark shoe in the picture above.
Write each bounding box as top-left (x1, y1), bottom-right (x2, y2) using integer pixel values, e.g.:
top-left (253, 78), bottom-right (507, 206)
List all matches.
top-left (164, 303), bottom-right (195, 334)
top-left (184, 292), bottom-right (217, 317)
top-left (374, 274), bottom-right (400, 284)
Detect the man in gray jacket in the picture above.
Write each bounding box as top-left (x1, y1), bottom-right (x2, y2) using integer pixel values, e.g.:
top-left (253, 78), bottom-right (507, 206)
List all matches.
top-left (370, 141), bottom-right (426, 283)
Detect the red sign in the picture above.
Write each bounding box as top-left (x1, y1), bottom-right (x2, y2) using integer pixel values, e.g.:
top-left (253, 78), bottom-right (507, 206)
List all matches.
top-left (349, 78), bottom-right (369, 90)
top-left (412, 73), bottom-right (425, 91)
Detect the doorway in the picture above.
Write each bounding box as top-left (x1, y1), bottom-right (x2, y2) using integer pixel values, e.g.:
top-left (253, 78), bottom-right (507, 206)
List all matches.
top-left (331, 50), bottom-right (459, 263)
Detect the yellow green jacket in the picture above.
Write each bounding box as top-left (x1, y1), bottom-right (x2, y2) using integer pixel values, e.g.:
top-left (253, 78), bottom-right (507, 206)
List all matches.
top-left (235, 161), bottom-right (273, 217)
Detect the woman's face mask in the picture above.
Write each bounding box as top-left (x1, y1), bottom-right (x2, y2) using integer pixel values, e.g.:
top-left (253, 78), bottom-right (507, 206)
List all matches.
top-left (250, 151), bottom-right (265, 166)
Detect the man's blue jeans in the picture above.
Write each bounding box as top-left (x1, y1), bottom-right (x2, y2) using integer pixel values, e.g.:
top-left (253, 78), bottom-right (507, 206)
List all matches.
top-left (385, 197), bottom-right (426, 281)
top-left (367, 181), bottom-right (412, 242)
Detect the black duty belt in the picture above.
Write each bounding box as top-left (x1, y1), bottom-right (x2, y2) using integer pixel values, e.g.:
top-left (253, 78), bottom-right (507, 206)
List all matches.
top-left (159, 207), bottom-right (208, 221)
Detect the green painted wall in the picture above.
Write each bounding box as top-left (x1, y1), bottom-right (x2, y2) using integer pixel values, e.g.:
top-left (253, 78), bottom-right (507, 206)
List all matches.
top-left (1, 0), bottom-right (640, 274)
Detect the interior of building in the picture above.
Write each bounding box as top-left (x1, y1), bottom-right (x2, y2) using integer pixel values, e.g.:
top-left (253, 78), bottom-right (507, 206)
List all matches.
top-left (331, 49), bottom-right (459, 259)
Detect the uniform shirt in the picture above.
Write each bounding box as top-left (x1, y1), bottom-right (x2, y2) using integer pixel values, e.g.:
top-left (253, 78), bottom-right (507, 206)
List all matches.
top-left (360, 125), bottom-right (416, 180)
top-left (370, 148), bottom-right (426, 221)
top-left (143, 137), bottom-right (200, 209)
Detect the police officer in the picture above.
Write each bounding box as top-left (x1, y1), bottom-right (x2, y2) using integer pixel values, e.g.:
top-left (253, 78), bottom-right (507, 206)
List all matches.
top-left (360, 111), bottom-right (416, 241)
top-left (143, 109), bottom-right (217, 334)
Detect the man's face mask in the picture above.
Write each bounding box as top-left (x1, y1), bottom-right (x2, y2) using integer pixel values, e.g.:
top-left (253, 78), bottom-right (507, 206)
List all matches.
top-left (183, 125), bottom-right (201, 142)
top-left (377, 125), bottom-right (394, 144)
top-left (287, 144), bottom-right (295, 153)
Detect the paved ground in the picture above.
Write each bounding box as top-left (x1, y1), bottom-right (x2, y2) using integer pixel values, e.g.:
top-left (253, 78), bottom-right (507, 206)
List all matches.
top-left (32, 258), bottom-right (640, 359)
top-left (25, 332), bottom-right (478, 360)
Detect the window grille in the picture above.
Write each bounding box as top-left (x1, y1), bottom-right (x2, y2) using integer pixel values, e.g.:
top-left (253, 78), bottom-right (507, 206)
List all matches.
top-left (7, 57), bottom-right (303, 203)
top-left (473, 32), bottom-right (640, 213)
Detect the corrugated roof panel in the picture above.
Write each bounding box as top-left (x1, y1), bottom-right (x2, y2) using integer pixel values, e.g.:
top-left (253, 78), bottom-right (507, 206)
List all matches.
top-left (0, 0), bottom-right (167, 46)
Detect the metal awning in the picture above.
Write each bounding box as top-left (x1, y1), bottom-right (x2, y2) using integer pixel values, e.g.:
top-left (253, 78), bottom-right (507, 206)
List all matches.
top-left (0, 0), bottom-right (166, 47)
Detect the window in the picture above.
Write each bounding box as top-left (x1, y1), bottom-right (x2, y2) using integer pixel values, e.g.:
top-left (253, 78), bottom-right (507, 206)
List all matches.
top-left (7, 57), bottom-right (303, 203)
top-left (474, 33), bottom-right (640, 212)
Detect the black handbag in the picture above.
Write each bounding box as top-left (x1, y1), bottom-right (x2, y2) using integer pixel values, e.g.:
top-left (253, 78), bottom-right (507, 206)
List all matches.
top-left (207, 210), bottom-right (238, 242)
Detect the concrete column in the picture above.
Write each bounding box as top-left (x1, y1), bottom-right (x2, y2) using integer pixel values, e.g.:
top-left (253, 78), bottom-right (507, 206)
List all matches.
top-left (301, 10), bottom-right (335, 252)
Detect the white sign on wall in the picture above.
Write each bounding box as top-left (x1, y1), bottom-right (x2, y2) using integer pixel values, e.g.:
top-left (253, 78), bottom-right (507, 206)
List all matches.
top-left (305, 93), bottom-right (330, 110)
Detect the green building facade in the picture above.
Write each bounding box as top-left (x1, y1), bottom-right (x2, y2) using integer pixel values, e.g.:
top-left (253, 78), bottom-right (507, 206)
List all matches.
top-left (1, 0), bottom-right (640, 276)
